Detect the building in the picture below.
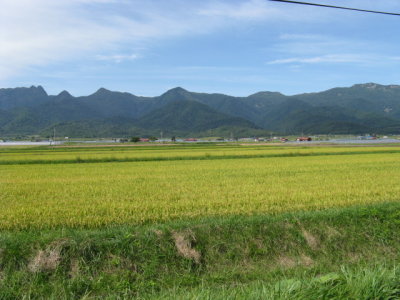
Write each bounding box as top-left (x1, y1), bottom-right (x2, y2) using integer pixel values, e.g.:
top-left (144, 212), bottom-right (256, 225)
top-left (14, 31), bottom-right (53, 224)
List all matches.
top-left (297, 137), bottom-right (312, 142)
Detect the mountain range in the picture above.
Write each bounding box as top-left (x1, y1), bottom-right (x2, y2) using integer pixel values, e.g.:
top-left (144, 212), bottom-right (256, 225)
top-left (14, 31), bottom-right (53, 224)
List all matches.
top-left (1, 83), bottom-right (400, 138)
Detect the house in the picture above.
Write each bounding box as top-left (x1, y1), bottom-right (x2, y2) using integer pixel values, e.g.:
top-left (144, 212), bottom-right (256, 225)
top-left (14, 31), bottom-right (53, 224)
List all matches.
top-left (140, 138), bottom-right (150, 142)
top-left (296, 137), bottom-right (312, 142)
top-left (185, 138), bottom-right (197, 142)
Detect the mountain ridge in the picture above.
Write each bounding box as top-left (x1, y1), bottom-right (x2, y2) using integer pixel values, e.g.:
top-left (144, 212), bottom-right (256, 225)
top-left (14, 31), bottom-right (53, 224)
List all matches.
top-left (1, 83), bottom-right (400, 137)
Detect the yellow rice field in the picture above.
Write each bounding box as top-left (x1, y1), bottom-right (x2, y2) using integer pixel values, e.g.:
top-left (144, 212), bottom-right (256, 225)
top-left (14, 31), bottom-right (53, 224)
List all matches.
top-left (0, 144), bottom-right (399, 163)
top-left (1, 144), bottom-right (400, 229)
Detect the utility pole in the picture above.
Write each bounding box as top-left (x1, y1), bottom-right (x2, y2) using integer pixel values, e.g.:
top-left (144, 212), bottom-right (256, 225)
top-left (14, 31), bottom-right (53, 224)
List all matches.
top-left (52, 127), bottom-right (56, 149)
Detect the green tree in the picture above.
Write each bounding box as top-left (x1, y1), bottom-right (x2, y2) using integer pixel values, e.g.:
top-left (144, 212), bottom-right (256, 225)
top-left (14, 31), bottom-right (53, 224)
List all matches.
top-left (130, 136), bottom-right (140, 143)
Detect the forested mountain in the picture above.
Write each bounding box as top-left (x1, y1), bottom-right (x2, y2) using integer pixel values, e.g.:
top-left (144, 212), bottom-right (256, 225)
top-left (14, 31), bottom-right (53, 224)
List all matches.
top-left (1, 83), bottom-right (400, 137)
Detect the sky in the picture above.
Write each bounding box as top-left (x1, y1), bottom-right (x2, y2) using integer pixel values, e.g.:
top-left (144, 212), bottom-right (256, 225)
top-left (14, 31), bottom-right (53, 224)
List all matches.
top-left (1, 0), bottom-right (400, 97)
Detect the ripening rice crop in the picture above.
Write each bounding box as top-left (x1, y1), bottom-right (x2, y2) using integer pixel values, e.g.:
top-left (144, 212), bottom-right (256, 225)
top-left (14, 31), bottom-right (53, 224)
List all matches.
top-left (1, 144), bottom-right (400, 164)
top-left (1, 145), bottom-right (400, 230)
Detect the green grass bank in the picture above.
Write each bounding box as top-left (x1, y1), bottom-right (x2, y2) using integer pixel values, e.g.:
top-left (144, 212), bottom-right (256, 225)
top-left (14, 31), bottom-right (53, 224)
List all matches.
top-left (1, 202), bottom-right (400, 299)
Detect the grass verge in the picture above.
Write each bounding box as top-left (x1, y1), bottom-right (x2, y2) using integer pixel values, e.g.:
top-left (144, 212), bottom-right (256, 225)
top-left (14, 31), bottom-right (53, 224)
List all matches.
top-left (150, 266), bottom-right (400, 299)
top-left (0, 202), bottom-right (399, 299)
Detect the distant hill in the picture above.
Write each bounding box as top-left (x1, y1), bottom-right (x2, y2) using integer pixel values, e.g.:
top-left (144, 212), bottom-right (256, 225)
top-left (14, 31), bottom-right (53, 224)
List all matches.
top-left (1, 83), bottom-right (400, 137)
top-left (0, 86), bottom-right (48, 110)
top-left (39, 100), bottom-right (260, 138)
top-left (136, 100), bottom-right (258, 133)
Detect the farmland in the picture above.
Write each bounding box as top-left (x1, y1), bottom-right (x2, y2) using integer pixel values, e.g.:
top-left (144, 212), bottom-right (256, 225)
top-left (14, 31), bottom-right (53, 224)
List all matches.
top-left (1, 143), bottom-right (400, 298)
top-left (1, 143), bottom-right (400, 164)
top-left (2, 144), bottom-right (400, 229)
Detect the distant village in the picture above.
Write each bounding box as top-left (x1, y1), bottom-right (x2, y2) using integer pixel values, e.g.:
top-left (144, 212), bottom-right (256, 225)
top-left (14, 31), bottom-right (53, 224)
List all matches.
top-left (112, 135), bottom-right (386, 144)
top-left (1, 134), bottom-right (396, 146)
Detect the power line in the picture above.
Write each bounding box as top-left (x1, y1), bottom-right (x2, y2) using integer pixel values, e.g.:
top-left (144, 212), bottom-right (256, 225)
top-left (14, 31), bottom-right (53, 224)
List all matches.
top-left (269, 0), bottom-right (400, 16)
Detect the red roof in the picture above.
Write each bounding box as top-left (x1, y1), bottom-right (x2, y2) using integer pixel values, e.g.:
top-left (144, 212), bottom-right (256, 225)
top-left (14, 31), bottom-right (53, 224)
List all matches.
top-left (297, 137), bottom-right (312, 141)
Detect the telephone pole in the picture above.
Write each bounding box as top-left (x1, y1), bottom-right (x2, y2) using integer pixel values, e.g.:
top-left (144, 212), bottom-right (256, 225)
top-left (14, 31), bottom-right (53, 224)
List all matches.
top-left (52, 127), bottom-right (56, 148)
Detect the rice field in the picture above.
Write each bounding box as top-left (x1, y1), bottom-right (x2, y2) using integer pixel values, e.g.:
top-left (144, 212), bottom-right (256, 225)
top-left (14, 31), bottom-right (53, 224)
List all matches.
top-left (2, 144), bottom-right (400, 230)
top-left (1, 144), bottom-right (400, 164)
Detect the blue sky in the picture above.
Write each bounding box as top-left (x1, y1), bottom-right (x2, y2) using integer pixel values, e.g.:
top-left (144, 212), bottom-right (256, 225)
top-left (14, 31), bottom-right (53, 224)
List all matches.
top-left (1, 0), bottom-right (400, 96)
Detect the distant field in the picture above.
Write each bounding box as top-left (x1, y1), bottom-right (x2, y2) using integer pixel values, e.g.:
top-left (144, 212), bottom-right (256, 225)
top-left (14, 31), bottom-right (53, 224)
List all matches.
top-left (2, 144), bottom-right (400, 229)
top-left (1, 143), bottom-right (400, 164)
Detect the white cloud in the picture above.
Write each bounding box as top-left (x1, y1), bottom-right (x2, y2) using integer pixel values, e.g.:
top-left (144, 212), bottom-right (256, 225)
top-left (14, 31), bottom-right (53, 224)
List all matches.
top-left (279, 34), bottom-right (330, 41)
top-left (0, 0), bottom-right (127, 80)
top-left (198, 0), bottom-right (278, 20)
top-left (197, 0), bottom-right (332, 21)
top-left (273, 36), bottom-right (363, 57)
top-left (268, 54), bottom-right (366, 65)
top-left (2, 0), bottom-right (393, 83)
top-left (95, 54), bottom-right (139, 63)
top-left (267, 32), bottom-right (400, 68)
top-left (0, 0), bottom-right (336, 75)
